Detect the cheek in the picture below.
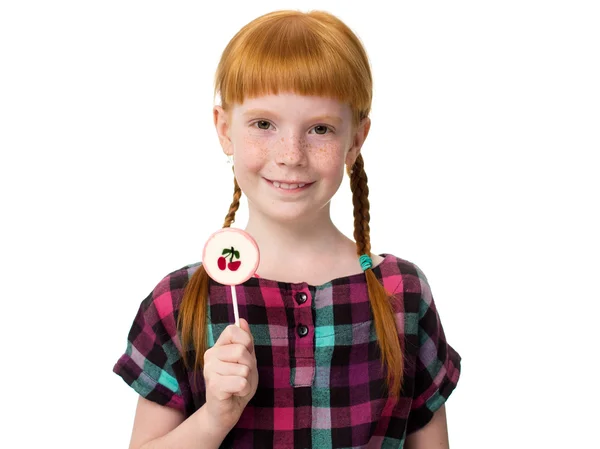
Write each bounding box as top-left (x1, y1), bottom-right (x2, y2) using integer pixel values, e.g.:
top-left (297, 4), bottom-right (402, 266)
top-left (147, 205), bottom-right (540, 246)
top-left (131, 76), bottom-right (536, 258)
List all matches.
top-left (308, 142), bottom-right (346, 174)
top-left (234, 134), bottom-right (269, 172)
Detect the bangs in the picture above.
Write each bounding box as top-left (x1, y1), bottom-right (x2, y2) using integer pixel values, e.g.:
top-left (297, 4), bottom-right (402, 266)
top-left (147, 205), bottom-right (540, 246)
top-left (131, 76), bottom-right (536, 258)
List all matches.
top-left (215, 11), bottom-right (372, 125)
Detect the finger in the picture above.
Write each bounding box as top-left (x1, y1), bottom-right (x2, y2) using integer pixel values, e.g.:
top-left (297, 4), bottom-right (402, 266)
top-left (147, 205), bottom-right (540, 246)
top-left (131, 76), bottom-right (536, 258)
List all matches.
top-left (211, 360), bottom-right (250, 378)
top-left (213, 323), bottom-right (253, 353)
top-left (213, 344), bottom-right (254, 366)
top-left (212, 374), bottom-right (249, 398)
top-left (232, 377), bottom-right (251, 397)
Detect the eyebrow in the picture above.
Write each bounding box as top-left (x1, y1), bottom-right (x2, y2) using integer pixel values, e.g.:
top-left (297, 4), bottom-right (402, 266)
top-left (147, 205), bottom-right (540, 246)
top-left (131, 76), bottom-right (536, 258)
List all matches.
top-left (241, 109), bottom-right (344, 126)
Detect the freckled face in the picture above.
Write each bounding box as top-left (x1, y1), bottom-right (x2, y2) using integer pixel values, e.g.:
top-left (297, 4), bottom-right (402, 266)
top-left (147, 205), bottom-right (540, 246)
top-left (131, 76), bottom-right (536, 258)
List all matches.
top-left (226, 93), bottom-right (358, 224)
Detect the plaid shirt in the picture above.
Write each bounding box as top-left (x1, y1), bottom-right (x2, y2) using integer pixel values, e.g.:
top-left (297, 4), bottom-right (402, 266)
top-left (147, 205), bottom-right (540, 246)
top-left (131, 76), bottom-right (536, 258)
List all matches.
top-left (114, 254), bottom-right (461, 448)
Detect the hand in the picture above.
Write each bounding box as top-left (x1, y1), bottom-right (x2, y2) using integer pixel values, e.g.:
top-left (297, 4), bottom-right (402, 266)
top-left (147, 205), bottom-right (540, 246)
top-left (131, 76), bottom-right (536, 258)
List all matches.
top-left (203, 318), bottom-right (258, 432)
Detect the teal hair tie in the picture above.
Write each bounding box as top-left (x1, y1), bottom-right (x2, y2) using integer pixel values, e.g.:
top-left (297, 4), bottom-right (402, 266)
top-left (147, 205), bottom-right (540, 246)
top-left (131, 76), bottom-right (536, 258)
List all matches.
top-left (359, 254), bottom-right (373, 271)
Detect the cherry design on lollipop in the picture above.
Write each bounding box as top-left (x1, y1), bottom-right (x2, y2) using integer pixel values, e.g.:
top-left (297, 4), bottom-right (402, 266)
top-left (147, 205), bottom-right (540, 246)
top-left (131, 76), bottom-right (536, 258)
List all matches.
top-left (218, 247), bottom-right (241, 271)
top-left (203, 228), bottom-right (260, 327)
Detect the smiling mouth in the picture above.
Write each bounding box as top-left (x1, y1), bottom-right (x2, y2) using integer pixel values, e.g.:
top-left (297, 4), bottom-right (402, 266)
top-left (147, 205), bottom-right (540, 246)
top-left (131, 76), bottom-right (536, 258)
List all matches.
top-left (265, 179), bottom-right (314, 191)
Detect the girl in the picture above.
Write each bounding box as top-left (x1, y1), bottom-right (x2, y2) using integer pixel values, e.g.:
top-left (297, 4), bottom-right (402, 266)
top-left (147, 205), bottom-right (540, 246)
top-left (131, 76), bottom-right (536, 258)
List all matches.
top-left (114, 9), bottom-right (461, 449)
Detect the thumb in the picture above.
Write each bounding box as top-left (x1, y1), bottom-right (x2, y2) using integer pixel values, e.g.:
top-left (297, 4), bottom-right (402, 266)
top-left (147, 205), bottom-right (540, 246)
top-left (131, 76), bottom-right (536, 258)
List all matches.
top-left (239, 318), bottom-right (251, 334)
top-left (238, 318), bottom-right (255, 352)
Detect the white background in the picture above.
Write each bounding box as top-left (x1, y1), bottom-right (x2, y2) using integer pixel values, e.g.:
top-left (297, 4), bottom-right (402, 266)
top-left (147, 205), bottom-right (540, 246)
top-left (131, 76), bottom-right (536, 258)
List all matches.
top-left (1, 1), bottom-right (598, 447)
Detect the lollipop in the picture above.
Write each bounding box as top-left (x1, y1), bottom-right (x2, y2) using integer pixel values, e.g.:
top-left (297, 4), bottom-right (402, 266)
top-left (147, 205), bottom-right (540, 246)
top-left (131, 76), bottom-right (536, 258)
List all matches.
top-left (202, 228), bottom-right (260, 327)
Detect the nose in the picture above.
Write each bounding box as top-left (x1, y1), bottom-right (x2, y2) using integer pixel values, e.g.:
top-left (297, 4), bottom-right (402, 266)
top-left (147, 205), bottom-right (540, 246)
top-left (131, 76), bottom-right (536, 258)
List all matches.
top-left (275, 133), bottom-right (308, 167)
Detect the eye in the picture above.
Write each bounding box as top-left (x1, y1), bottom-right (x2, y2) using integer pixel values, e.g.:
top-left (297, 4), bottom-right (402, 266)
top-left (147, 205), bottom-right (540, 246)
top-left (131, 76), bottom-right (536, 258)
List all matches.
top-left (312, 125), bottom-right (332, 135)
top-left (254, 120), bottom-right (272, 130)
top-left (252, 121), bottom-right (332, 134)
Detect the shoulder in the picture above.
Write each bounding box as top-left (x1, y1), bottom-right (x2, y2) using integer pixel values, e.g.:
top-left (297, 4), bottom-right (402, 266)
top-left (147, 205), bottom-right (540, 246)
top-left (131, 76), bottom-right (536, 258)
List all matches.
top-left (138, 261), bottom-right (203, 329)
top-left (377, 253), bottom-right (432, 296)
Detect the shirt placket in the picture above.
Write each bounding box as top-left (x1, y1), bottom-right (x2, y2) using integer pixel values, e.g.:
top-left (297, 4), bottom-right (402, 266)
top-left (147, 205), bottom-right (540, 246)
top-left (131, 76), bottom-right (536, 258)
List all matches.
top-left (289, 286), bottom-right (314, 387)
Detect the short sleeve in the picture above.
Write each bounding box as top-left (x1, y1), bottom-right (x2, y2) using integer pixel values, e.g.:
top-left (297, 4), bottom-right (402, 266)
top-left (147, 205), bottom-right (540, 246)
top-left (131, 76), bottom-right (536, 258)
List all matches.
top-left (406, 264), bottom-right (461, 434)
top-left (113, 275), bottom-right (186, 413)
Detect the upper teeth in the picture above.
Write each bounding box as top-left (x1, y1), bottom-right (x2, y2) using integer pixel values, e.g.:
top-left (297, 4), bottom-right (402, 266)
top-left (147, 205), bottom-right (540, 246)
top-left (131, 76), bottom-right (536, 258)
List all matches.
top-left (272, 181), bottom-right (306, 189)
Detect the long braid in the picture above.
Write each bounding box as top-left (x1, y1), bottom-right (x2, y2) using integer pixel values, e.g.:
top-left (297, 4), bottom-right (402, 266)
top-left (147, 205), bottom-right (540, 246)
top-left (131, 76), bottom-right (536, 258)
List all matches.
top-left (179, 171), bottom-right (242, 372)
top-left (223, 174), bottom-right (242, 228)
top-left (350, 154), bottom-right (404, 397)
top-left (349, 154), bottom-right (371, 255)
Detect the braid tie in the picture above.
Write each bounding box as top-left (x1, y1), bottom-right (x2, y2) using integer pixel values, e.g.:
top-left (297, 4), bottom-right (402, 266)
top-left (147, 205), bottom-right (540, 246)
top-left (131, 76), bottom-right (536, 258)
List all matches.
top-left (359, 254), bottom-right (373, 271)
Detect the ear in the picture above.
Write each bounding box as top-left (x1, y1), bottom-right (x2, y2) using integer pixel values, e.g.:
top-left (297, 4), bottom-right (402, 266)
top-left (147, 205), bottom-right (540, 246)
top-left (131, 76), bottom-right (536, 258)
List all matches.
top-left (213, 105), bottom-right (233, 156)
top-left (345, 116), bottom-right (371, 167)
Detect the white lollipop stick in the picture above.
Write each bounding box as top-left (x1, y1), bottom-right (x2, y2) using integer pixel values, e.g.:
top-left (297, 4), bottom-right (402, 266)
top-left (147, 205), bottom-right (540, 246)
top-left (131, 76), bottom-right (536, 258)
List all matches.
top-left (202, 228), bottom-right (260, 327)
top-left (231, 285), bottom-right (240, 327)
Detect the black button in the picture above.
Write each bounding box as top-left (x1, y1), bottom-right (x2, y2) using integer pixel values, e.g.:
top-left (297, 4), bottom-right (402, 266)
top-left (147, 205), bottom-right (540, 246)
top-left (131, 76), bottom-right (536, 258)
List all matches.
top-left (295, 292), bottom-right (308, 305)
top-left (297, 324), bottom-right (309, 337)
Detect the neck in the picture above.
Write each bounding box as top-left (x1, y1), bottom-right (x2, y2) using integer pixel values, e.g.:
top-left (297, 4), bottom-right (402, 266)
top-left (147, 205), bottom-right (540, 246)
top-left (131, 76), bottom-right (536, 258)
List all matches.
top-left (245, 206), bottom-right (356, 262)
top-left (245, 213), bottom-right (347, 255)
top-left (243, 207), bottom-right (359, 283)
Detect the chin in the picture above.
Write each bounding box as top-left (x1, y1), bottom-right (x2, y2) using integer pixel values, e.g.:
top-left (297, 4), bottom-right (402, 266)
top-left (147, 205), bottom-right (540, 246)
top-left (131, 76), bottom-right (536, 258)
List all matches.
top-left (252, 202), bottom-right (321, 224)
top-left (266, 208), bottom-right (313, 223)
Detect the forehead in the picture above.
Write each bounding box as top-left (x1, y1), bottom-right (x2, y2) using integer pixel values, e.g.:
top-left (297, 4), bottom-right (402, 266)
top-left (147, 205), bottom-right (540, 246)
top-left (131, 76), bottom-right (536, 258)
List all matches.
top-left (233, 93), bottom-right (351, 119)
